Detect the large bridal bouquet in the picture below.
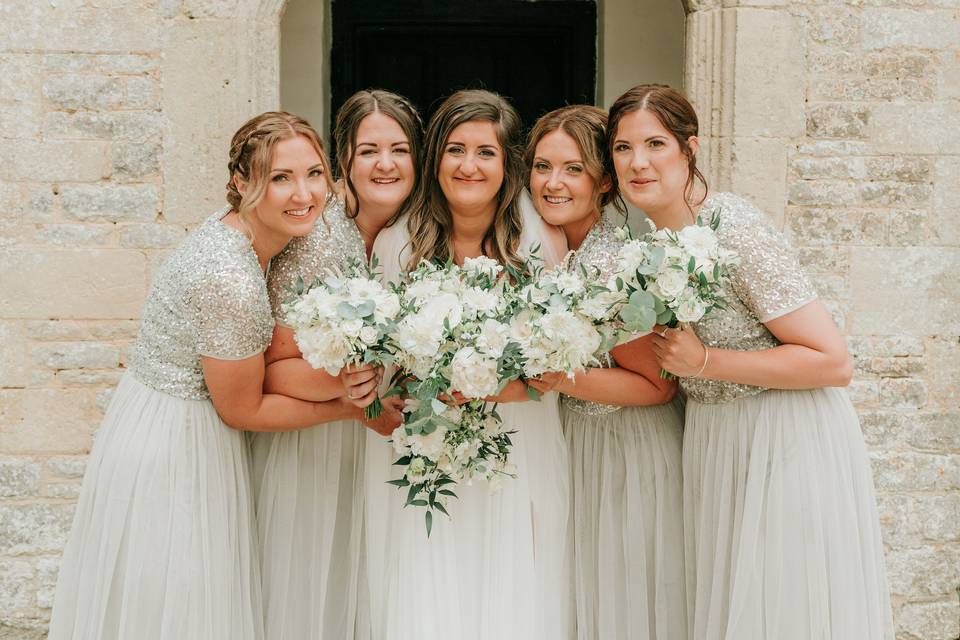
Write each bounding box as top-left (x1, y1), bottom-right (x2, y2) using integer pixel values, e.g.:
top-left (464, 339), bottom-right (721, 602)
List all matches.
top-left (282, 256), bottom-right (401, 418)
top-left (384, 256), bottom-right (524, 535)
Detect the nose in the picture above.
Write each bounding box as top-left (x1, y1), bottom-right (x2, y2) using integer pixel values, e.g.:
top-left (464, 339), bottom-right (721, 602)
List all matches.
top-left (545, 168), bottom-right (564, 191)
top-left (629, 149), bottom-right (649, 172)
top-left (291, 177), bottom-right (310, 203)
top-left (375, 149), bottom-right (395, 171)
top-left (460, 153), bottom-right (478, 175)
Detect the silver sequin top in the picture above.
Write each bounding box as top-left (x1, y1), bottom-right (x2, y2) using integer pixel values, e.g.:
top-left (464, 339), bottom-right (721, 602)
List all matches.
top-left (129, 207), bottom-right (274, 400)
top-left (561, 214), bottom-right (625, 417)
top-left (267, 195), bottom-right (366, 325)
top-left (682, 193), bottom-right (818, 404)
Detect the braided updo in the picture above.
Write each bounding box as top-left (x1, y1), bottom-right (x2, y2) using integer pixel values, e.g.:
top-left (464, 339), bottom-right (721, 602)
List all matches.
top-left (225, 111), bottom-right (332, 232)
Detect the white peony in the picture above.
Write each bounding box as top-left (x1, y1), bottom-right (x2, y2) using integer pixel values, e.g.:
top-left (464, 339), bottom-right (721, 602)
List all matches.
top-left (295, 327), bottom-right (352, 375)
top-left (408, 424), bottom-right (448, 461)
top-left (475, 318), bottom-right (511, 358)
top-left (341, 318), bottom-right (364, 338)
top-left (391, 426), bottom-right (408, 454)
top-left (678, 224), bottom-right (719, 258)
top-left (673, 290), bottom-right (707, 322)
top-left (422, 292), bottom-right (463, 329)
top-left (520, 283), bottom-right (550, 305)
top-left (461, 286), bottom-right (501, 318)
top-left (552, 271), bottom-right (585, 296)
top-left (374, 292), bottom-right (401, 322)
top-left (579, 290), bottom-right (626, 321)
top-left (404, 279), bottom-right (441, 304)
top-left (616, 240), bottom-right (648, 276)
top-left (395, 312), bottom-right (444, 358)
top-left (449, 347), bottom-right (500, 398)
top-left (462, 255), bottom-right (503, 279)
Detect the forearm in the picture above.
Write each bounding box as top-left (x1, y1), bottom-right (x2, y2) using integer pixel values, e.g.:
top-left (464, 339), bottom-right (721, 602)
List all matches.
top-left (220, 394), bottom-right (361, 432)
top-left (559, 366), bottom-right (675, 406)
top-left (263, 357), bottom-right (345, 402)
top-left (486, 379), bottom-right (532, 403)
top-left (702, 343), bottom-right (852, 389)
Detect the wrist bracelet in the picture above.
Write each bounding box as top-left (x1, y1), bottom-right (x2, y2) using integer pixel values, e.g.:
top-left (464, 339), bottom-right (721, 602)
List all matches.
top-left (692, 346), bottom-right (709, 378)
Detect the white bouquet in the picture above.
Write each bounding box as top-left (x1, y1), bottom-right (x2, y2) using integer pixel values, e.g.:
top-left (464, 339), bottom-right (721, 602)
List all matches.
top-left (283, 256), bottom-right (401, 418)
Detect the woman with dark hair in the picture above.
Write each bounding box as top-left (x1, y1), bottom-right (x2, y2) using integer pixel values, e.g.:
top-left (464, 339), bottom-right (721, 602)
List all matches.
top-left (252, 90), bottom-right (422, 640)
top-left (608, 84), bottom-right (893, 640)
top-left (526, 104), bottom-right (686, 640)
top-left (361, 89), bottom-right (573, 640)
top-left (49, 112), bottom-right (359, 640)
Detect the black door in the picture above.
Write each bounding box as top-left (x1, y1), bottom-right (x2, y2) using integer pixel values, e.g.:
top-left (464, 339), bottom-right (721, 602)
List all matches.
top-left (331, 0), bottom-right (597, 134)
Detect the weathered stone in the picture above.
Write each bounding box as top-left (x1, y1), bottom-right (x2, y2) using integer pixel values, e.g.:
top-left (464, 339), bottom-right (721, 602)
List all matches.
top-left (788, 208), bottom-right (886, 245)
top-left (112, 142), bottom-right (160, 181)
top-left (0, 321), bottom-right (28, 387)
top-left (43, 482), bottom-right (82, 499)
top-left (0, 560), bottom-right (34, 613)
top-left (791, 157), bottom-right (865, 181)
top-left (25, 320), bottom-right (140, 342)
top-left (864, 157), bottom-right (931, 183)
top-left (0, 459), bottom-right (40, 498)
top-left (870, 102), bottom-right (960, 154)
top-left (41, 75), bottom-right (123, 110)
top-left (119, 223), bottom-right (187, 249)
top-left (886, 545), bottom-right (960, 598)
top-left (863, 51), bottom-right (935, 78)
top-left (860, 411), bottom-right (906, 447)
top-left (860, 182), bottom-right (931, 208)
top-left (0, 389), bottom-right (100, 454)
top-left (796, 246), bottom-right (849, 274)
top-left (787, 181), bottom-right (860, 207)
top-left (897, 599), bottom-right (960, 640)
top-left (861, 8), bottom-right (960, 50)
top-left (924, 336), bottom-right (960, 410)
top-left (0, 5), bottom-right (161, 52)
top-left (857, 356), bottom-right (925, 377)
top-left (807, 104), bottom-right (869, 139)
top-left (848, 336), bottom-right (925, 358)
top-left (848, 378), bottom-right (879, 406)
top-left (41, 53), bottom-right (158, 74)
top-left (22, 187), bottom-right (56, 224)
top-left (0, 140), bottom-right (106, 182)
top-left (0, 504), bottom-right (74, 555)
top-left (809, 76), bottom-right (933, 102)
top-left (45, 457), bottom-right (87, 479)
top-left (44, 111), bottom-right (161, 143)
top-left (808, 46), bottom-right (861, 76)
top-left (888, 210), bottom-right (935, 247)
top-left (34, 224), bottom-right (114, 247)
top-left (61, 184), bottom-right (159, 223)
top-left (903, 413), bottom-right (960, 451)
top-left (124, 76), bottom-right (160, 110)
top-left (56, 369), bottom-right (126, 386)
top-left (808, 7), bottom-right (860, 47)
top-left (871, 451), bottom-right (960, 491)
top-left (795, 140), bottom-right (870, 157)
top-left (931, 157), bottom-right (960, 245)
top-left (35, 558), bottom-right (59, 610)
top-left (879, 377), bottom-right (927, 409)
top-left (0, 104), bottom-right (42, 139)
top-left (31, 343), bottom-right (121, 370)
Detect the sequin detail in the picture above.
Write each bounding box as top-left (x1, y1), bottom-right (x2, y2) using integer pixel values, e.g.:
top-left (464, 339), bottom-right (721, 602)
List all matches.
top-left (267, 196), bottom-right (366, 324)
top-left (129, 207), bottom-right (274, 400)
top-left (561, 215), bottom-right (627, 417)
top-left (681, 193), bottom-right (818, 404)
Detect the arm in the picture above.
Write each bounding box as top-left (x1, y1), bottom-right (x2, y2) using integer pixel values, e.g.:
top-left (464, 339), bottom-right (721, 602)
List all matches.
top-left (531, 334), bottom-right (676, 406)
top-left (263, 324), bottom-right (348, 402)
top-left (653, 300), bottom-right (853, 389)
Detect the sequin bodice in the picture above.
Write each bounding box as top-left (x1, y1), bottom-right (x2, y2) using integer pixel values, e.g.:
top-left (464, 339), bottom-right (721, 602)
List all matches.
top-left (129, 208), bottom-right (274, 400)
top-left (267, 196), bottom-right (366, 324)
top-left (561, 215), bottom-right (626, 417)
top-left (682, 193), bottom-right (818, 404)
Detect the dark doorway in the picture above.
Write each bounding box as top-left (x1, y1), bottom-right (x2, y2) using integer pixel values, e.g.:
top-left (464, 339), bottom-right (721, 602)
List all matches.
top-left (330, 0), bottom-right (597, 135)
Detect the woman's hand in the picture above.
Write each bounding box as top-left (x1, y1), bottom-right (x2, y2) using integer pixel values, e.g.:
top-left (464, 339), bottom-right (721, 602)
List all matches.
top-left (650, 323), bottom-right (709, 378)
top-left (362, 395), bottom-right (404, 436)
top-left (526, 371), bottom-right (570, 395)
top-left (339, 363), bottom-right (382, 408)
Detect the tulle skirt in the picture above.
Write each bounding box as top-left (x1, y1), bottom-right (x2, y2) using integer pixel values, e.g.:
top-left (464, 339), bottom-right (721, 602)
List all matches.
top-left (48, 372), bottom-right (262, 640)
top-left (683, 387), bottom-right (894, 640)
top-left (364, 392), bottom-right (574, 640)
top-left (250, 421), bottom-right (369, 640)
top-left (562, 398), bottom-right (687, 640)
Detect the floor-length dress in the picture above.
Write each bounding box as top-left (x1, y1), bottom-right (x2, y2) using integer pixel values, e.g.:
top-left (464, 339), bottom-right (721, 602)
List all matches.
top-left (683, 193), bottom-right (894, 640)
top-left (250, 195), bottom-right (371, 640)
top-left (364, 192), bottom-right (575, 640)
top-left (48, 209), bottom-right (268, 640)
top-left (561, 215), bottom-right (687, 640)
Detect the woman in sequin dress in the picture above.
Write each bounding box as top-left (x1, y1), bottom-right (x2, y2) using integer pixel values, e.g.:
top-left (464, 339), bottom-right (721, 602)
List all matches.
top-left (525, 105), bottom-right (687, 640)
top-left (607, 85), bottom-right (894, 640)
top-left (251, 90), bottom-right (421, 640)
top-left (48, 113), bottom-right (368, 640)
top-left (361, 89), bottom-right (574, 640)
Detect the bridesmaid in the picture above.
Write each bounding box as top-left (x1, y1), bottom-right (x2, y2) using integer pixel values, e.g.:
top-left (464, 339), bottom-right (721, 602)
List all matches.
top-left (361, 89), bottom-right (573, 640)
top-left (49, 112), bottom-right (359, 640)
top-left (526, 105), bottom-right (687, 640)
top-left (252, 89), bottom-right (421, 640)
top-left (608, 84), bottom-right (894, 639)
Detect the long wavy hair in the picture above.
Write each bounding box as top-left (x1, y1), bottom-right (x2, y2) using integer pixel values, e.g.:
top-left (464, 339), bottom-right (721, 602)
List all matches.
top-left (332, 89), bottom-right (424, 221)
top-left (402, 89), bottom-right (525, 271)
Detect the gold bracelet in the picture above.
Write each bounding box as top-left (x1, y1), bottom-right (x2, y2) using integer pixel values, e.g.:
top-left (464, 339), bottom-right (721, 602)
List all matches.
top-left (692, 346), bottom-right (709, 378)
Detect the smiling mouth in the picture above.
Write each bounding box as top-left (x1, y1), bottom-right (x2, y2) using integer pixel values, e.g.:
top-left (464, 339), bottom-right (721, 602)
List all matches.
top-left (543, 195), bottom-right (572, 204)
top-left (372, 177), bottom-right (399, 184)
top-left (455, 177), bottom-right (484, 184)
top-left (632, 178), bottom-right (655, 186)
top-left (285, 205), bottom-right (314, 217)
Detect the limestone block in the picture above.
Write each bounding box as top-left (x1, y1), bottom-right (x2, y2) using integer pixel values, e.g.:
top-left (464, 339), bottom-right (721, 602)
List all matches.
top-left (41, 75), bottom-right (123, 111)
top-left (44, 111), bottom-right (162, 143)
top-left (35, 558), bottom-right (59, 610)
top-left (45, 456), bottom-right (86, 479)
top-left (848, 378), bottom-right (879, 405)
top-left (850, 247), bottom-right (960, 335)
top-left (0, 104), bottom-right (42, 139)
top-left (937, 49), bottom-right (960, 101)
top-left (0, 389), bottom-right (100, 454)
top-left (43, 482), bottom-right (82, 499)
top-left (0, 54), bottom-right (39, 105)
top-left (729, 138), bottom-right (787, 226)
top-left (119, 223), bottom-right (187, 249)
top-left (0, 504), bottom-right (74, 555)
top-left (0, 321), bottom-right (28, 387)
top-left (788, 208), bottom-right (886, 245)
top-left (860, 182), bottom-right (931, 208)
top-left (41, 53), bottom-right (158, 75)
top-left (871, 451), bottom-right (959, 491)
top-left (809, 76), bottom-right (933, 102)
top-left (903, 412), bottom-right (960, 452)
top-left (0, 249), bottom-right (146, 319)
top-left (861, 411), bottom-right (906, 447)
top-left (931, 156), bottom-right (960, 245)
top-left (886, 545), bottom-right (960, 598)
top-left (25, 320), bottom-right (140, 342)
top-left (56, 369), bottom-right (126, 386)
top-left (857, 355), bottom-right (924, 378)
top-left (897, 600), bottom-right (960, 640)
top-left (61, 184), bottom-right (159, 223)
top-left (887, 210), bottom-right (935, 247)
top-left (864, 51), bottom-right (936, 78)
top-left (0, 458), bottom-right (40, 498)
top-left (182, 0), bottom-right (242, 18)
top-left (861, 8), bottom-right (960, 50)
top-left (31, 343), bottom-right (121, 370)
top-left (879, 377), bottom-right (927, 409)
top-left (795, 140), bottom-right (870, 157)
top-left (787, 180), bottom-right (860, 207)
top-left (22, 187), bottom-right (56, 224)
top-left (112, 142), bottom-right (161, 181)
top-left (807, 7), bottom-right (860, 48)
top-left (806, 103), bottom-right (869, 139)
top-left (124, 77), bottom-right (160, 110)
top-left (791, 157), bottom-right (866, 181)
top-left (877, 494), bottom-right (924, 547)
top-left (924, 336), bottom-right (960, 409)
top-left (864, 157), bottom-right (931, 183)
top-left (34, 224), bottom-right (114, 247)
top-left (0, 560), bottom-right (34, 613)
top-left (732, 9), bottom-right (804, 137)
top-left (0, 140), bottom-right (106, 182)
top-left (796, 245), bottom-right (849, 274)
top-left (0, 5), bottom-right (160, 52)
top-left (870, 102), bottom-right (960, 155)
top-left (921, 493), bottom-right (960, 542)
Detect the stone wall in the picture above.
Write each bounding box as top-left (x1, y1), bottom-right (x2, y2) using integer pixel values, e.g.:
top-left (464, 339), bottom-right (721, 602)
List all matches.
top-left (0, 1), bottom-right (957, 638)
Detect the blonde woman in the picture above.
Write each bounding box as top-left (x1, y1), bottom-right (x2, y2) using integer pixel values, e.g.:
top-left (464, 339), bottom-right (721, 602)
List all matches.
top-left (48, 112), bottom-right (355, 640)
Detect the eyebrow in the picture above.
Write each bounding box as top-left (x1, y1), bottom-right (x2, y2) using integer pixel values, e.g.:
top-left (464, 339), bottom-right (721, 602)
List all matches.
top-left (446, 141), bottom-right (500, 150)
top-left (356, 141), bottom-right (410, 148)
top-left (270, 163), bottom-right (324, 173)
top-left (533, 156), bottom-right (582, 165)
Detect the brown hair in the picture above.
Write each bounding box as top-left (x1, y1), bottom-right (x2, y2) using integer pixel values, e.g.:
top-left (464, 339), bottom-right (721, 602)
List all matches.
top-left (332, 89), bottom-right (424, 220)
top-left (526, 104), bottom-right (623, 215)
top-left (403, 89), bottom-right (525, 270)
top-left (607, 84), bottom-right (708, 210)
top-left (226, 111), bottom-right (332, 235)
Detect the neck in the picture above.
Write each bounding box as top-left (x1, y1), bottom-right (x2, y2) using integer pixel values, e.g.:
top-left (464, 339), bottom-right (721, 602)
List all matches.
top-left (222, 210), bottom-right (288, 272)
top-left (562, 210), bottom-right (601, 251)
top-left (450, 201), bottom-right (496, 262)
top-left (347, 189), bottom-right (398, 257)
top-left (645, 185), bottom-right (709, 231)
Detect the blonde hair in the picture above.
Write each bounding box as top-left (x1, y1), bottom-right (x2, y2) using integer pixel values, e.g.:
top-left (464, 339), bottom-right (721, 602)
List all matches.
top-left (225, 111), bottom-right (332, 234)
top-left (404, 89), bottom-right (525, 271)
top-left (526, 104), bottom-right (622, 215)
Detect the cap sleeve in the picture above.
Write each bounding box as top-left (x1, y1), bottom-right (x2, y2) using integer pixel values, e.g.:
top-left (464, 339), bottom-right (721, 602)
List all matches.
top-left (717, 195), bottom-right (818, 323)
top-left (193, 266), bottom-right (272, 360)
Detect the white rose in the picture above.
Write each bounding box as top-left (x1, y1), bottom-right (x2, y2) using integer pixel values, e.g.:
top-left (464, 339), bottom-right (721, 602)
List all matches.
top-left (462, 255), bottom-right (503, 279)
top-left (374, 292), bottom-right (401, 322)
top-left (615, 240), bottom-right (647, 276)
top-left (407, 456), bottom-right (427, 482)
top-left (461, 287), bottom-right (501, 318)
top-left (673, 291), bottom-right (707, 322)
top-left (510, 308), bottom-right (538, 343)
top-left (520, 283), bottom-right (550, 305)
top-left (404, 279), bottom-right (441, 304)
top-left (449, 347), bottom-right (500, 399)
top-left (342, 318), bottom-right (364, 338)
top-left (409, 425), bottom-right (448, 461)
top-left (359, 325), bottom-right (379, 345)
top-left (654, 267), bottom-right (689, 300)
top-left (579, 290), bottom-right (626, 321)
top-left (346, 277), bottom-right (385, 303)
top-left (423, 292), bottom-right (463, 328)
top-left (475, 318), bottom-right (510, 358)
top-left (553, 271), bottom-right (585, 296)
top-left (391, 426), bottom-right (408, 454)
top-left (677, 224), bottom-right (719, 258)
